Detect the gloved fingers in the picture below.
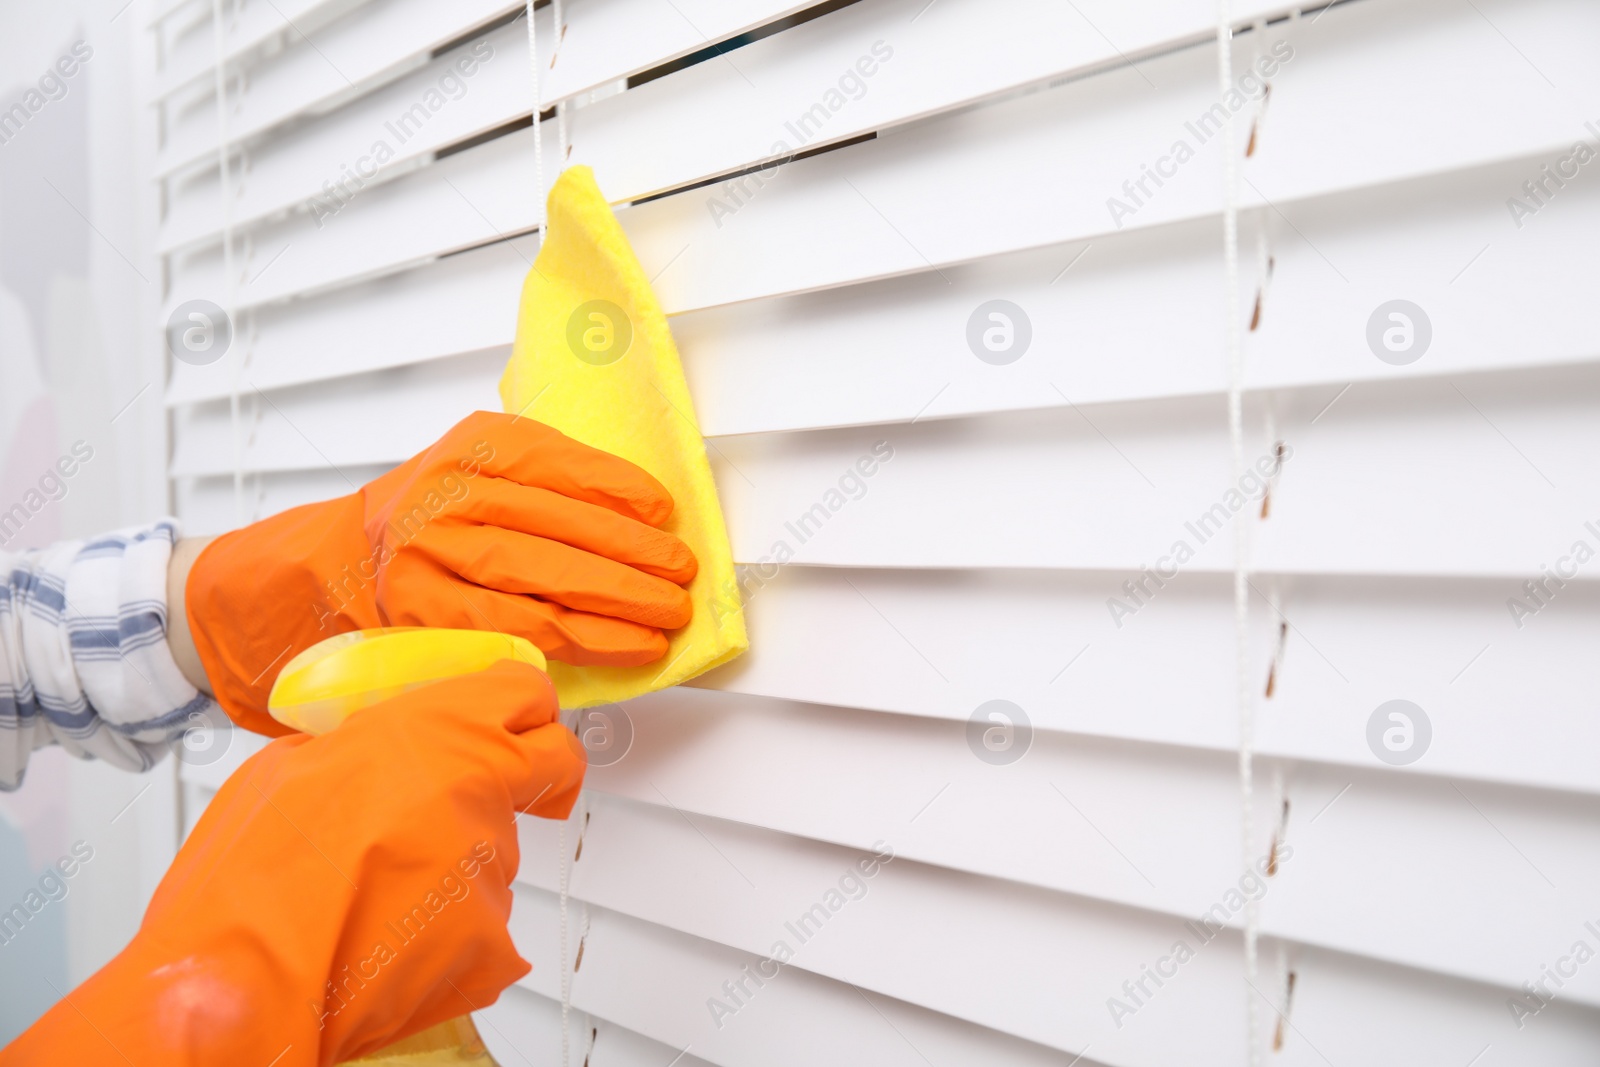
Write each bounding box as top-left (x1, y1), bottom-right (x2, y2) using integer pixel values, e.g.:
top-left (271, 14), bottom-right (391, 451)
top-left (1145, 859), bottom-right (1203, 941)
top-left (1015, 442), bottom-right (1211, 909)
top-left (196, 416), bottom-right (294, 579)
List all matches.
top-left (417, 524), bottom-right (693, 629)
top-left (507, 722), bottom-right (587, 820)
top-left (366, 659), bottom-right (564, 737)
top-left (479, 658), bottom-right (563, 733)
top-left (459, 476), bottom-right (698, 584)
top-left (518, 597), bottom-right (673, 667)
top-left (460, 411), bottom-right (677, 526)
top-left (319, 664), bottom-right (578, 831)
top-left (355, 448), bottom-right (429, 503)
top-left (380, 561), bottom-right (671, 665)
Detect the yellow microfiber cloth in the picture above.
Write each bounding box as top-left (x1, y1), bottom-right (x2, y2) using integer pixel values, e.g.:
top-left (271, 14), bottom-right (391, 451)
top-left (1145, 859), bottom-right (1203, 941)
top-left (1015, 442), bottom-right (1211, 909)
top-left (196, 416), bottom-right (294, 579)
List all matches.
top-left (499, 165), bottom-right (747, 708)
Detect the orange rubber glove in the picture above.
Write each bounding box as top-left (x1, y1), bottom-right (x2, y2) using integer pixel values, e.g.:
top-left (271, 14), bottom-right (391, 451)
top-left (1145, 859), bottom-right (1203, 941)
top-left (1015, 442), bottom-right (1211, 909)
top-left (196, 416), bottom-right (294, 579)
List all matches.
top-left (1, 660), bottom-right (582, 1067)
top-left (187, 411), bottom-right (698, 736)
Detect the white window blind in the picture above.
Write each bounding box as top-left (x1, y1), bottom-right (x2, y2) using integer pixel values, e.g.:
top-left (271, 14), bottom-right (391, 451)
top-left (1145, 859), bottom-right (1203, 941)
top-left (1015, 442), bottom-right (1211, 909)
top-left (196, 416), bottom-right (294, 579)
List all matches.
top-left (141, 0), bottom-right (1600, 1063)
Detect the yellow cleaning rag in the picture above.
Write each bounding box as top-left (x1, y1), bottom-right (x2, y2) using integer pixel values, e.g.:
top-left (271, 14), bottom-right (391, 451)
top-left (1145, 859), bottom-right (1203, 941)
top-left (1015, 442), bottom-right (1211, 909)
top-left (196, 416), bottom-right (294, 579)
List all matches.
top-left (499, 165), bottom-right (747, 708)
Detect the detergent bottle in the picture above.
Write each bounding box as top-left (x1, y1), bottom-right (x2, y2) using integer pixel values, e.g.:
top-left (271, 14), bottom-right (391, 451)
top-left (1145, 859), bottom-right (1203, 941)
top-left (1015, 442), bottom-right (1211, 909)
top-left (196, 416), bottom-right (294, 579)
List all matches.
top-left (267, 627), bottom-right (548, 1067)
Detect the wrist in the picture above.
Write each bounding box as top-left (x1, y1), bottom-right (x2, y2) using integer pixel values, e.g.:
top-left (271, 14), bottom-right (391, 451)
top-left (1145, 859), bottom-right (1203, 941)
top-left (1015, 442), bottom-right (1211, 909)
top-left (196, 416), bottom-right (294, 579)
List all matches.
top-left (167, 535), bottom-right (215, 696)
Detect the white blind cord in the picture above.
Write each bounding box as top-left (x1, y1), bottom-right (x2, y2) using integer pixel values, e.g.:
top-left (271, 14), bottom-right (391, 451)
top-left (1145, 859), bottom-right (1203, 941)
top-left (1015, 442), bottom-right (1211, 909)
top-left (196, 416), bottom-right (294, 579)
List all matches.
top-left (552, 0), bottom-right (569, 165)
top-left (1215, 4), bottom-right (1261, 1064)
top-left (558, 819), bottom-right (571, 1067)
top-left (525, 0), bottom-right (547, 252)
top-left (209, 0), bottom-right (242, 526)
top-left (526, 1), bottom-right (562, 1054)
top-left (556, 791), bottom-right (588, 1067)
top-left (524, 12), bottom-right (576, 1063)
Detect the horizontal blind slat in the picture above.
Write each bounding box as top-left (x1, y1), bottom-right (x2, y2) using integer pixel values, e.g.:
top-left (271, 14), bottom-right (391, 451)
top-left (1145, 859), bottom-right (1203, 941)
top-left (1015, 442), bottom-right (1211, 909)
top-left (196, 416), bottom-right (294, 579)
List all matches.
top-left (168, 350), bottom-right (503, 476)
top-left (687, 566), bottom-right (1600, 796)
top-left (173, 464), bottom-right (391, 532)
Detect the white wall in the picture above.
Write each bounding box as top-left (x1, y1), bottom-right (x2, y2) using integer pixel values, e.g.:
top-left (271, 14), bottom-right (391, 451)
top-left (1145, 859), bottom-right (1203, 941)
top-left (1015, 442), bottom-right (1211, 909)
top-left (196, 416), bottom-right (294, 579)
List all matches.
top-left (0, 0), bottom-right (174, 1041)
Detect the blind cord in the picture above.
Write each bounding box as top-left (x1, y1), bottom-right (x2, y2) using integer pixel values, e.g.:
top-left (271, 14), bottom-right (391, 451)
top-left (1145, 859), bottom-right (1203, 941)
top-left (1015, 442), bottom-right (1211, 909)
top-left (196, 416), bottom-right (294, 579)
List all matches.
top-left (525, 0), bottom-right (546, 251)
top-left (556, 791), bottom-right (588, 1067)
top-left (524, 6), bottom-right (569, 1062)
top-left (552, 0), bottom-right (569, 166)
top-left (1215, 4), bottom-right (1261, 1064)
top-left (524, 12), bottom-right (582, 1062)
top-left (209, 0), bottom-right (242, 526)
top-left (558, 820), bottom-right (571, 1067)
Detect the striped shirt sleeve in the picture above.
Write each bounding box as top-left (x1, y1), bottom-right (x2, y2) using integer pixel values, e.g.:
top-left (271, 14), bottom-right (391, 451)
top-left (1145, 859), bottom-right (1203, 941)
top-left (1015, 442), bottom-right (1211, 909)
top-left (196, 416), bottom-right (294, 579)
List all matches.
top-left (0, 520), bottom-right (227, 791)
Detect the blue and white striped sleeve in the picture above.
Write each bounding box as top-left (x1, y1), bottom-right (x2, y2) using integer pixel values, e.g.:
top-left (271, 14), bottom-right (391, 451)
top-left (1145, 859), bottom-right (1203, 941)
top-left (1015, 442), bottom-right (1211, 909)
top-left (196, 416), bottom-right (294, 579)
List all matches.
top-left (0, 520), bottom-right (226, 791)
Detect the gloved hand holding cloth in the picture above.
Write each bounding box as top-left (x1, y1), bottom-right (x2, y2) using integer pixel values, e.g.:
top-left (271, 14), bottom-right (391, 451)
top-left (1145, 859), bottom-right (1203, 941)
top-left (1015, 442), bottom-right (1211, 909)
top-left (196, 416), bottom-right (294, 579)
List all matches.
top-left (186, 410), bottom-right (699, 734)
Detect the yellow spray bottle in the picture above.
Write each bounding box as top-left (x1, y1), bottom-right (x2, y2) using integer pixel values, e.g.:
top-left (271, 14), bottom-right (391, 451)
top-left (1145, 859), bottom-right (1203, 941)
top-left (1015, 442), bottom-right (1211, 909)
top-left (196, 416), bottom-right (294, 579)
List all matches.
top-left (267, 627), bottom-right (546, 1067)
